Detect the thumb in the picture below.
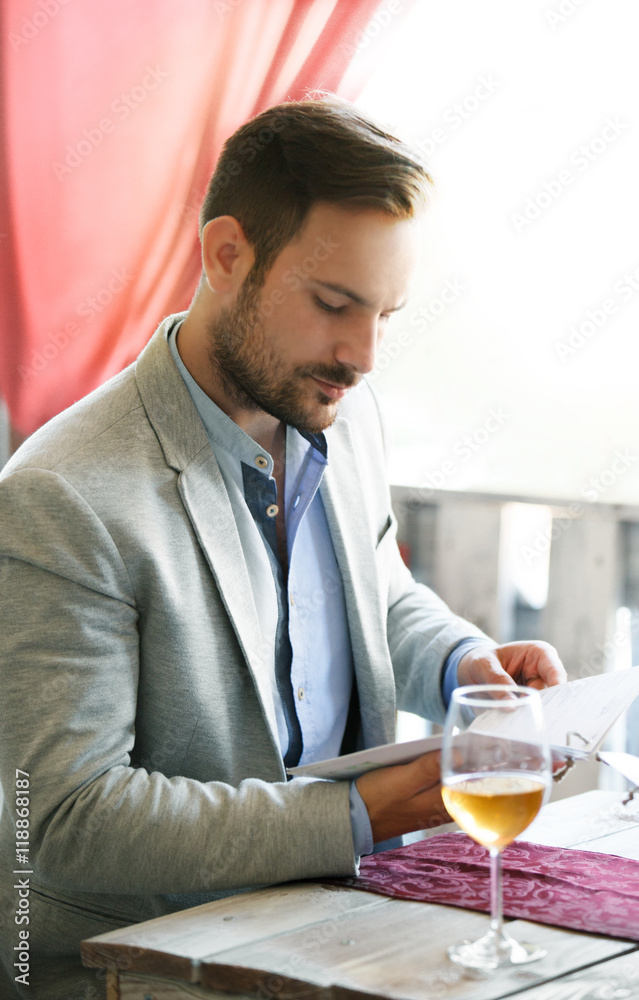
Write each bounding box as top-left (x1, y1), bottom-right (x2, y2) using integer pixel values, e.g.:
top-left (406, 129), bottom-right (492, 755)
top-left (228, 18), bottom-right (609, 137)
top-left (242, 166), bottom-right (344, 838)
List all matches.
top-left (356, 750), bottom-right (447, 843)
top-left (460, 647), bottom-right (517, 688)
top-left (482, 651), bottom-right (517, 685)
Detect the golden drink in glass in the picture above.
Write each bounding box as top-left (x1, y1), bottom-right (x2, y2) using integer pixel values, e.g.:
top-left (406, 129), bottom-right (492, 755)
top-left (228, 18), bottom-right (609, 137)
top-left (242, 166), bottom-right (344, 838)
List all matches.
top-left (441, 685), bottom-right (551, 971)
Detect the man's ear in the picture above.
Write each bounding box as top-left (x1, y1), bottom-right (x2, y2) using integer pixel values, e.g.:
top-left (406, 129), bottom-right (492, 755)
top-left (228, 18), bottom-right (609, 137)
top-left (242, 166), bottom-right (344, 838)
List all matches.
top-left (201, 216), bottom-right (255, 295)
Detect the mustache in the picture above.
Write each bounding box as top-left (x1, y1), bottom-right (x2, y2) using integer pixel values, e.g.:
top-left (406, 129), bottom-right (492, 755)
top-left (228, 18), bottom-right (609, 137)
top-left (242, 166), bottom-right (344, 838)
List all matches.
top-left (298, 363), bottom-right (359, 389)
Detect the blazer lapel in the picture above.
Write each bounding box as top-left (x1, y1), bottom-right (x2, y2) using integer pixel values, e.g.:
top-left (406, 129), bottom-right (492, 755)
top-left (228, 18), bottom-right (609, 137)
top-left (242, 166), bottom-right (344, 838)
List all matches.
top-left (320, 414), bottom-right (397, 749)
top-left (177, 456), bottom-right (280, 745)
top-left (134, 321), bottom-right (281, 750)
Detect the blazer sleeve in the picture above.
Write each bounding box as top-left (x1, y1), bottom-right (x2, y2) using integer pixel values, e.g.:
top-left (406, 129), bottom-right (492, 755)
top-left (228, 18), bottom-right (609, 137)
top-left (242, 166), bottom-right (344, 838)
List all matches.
top-left (363, 384), bottom-right (492, 725)
top-left (0, 467), bottom-right (357, 897)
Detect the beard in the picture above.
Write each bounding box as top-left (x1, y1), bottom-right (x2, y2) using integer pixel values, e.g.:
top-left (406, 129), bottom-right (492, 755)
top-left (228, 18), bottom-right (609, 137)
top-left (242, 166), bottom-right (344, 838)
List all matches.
top-left (206, 277), bottom-right (358, 434)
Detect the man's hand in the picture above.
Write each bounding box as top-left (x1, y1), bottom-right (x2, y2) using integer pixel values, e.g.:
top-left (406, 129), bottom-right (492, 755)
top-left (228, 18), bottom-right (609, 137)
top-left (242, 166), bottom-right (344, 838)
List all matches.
top-left (355, 643), bottom-right (566, 846)
top-left (356, 752), bottom-right (449, 844)
top-left (458, 640), bottom-right (567, 690)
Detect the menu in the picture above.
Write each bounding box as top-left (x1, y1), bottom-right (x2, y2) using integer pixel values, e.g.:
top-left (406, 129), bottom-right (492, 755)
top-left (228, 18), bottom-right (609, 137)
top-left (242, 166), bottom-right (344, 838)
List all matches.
top-left (287, 666), bottom-right (639, 781)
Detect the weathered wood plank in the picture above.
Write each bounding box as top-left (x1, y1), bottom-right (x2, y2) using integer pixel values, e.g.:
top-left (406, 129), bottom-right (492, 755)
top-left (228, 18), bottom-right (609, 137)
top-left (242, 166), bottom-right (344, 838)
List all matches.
top-left (82, 884), bottom-right (386, 982)
top-left (199, 899), bottom-right (634, 1000)
top-left (512, 947), bottom-right (639, 999)
top-left (117, 941), bottom-right (639, 1000)
top-left (119, 971), bottom-right (234, 999)
top-left (578, 825), bottom-right (639, 861)
top-left (85, 793), bottom-right (639, 1000)
top-left (522, 789), bottom-right (636, 848)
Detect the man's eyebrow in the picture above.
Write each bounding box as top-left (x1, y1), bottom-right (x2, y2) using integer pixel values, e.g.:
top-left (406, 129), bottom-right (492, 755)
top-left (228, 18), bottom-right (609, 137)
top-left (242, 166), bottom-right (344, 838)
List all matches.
top-left (314, 280), bottom-right (407, 312)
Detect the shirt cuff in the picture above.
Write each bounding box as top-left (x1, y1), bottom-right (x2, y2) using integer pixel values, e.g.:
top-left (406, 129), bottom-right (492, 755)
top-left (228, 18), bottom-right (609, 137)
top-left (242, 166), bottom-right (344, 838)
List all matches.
top-left (349, 781), bottom-right (374, 857)
top-left (441, 637), bottom-right (494, 708)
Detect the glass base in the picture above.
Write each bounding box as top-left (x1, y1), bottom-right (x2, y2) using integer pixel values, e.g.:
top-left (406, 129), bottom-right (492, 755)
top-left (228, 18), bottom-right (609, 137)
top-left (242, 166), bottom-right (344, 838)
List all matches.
top-left (448, 925), bottom-right (546, 972)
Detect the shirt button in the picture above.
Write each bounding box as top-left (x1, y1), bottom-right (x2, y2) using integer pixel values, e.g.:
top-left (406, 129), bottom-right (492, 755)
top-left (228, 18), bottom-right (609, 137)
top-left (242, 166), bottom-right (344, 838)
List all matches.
top-left (255, 455), bottom-right (268, 469)
top-left (298, 687), bottom-right (305, 700)
top-left (266, 504), bottom-right (278, 518)
top-left (290, 594), bottom-right (295, 606)
top-left (293, 494), bottom-right (301, 509)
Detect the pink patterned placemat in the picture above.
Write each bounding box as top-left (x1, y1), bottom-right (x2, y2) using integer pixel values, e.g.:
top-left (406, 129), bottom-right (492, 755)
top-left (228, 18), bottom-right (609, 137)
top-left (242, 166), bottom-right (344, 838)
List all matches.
top-left (330, 833), bottom-right (639, 941)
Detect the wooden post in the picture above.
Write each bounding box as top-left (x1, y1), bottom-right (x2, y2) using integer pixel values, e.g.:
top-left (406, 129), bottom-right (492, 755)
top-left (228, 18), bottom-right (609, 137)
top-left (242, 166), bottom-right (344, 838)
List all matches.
top-left (541, 513), bottom-right (620, 681)
top-left (433, 498), bottom-right (504, 639)
top-left (395, 497), bottom-right (438, 588)
top-left (106, 969), bottom-right (120, 999)
top-left (540, 512), bottom-right (621, 800)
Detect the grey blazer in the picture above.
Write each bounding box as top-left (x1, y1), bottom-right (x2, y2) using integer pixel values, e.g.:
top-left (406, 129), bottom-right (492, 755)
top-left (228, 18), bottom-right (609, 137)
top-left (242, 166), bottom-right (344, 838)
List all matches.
top-left (0, 316), bottom-right (487, 995)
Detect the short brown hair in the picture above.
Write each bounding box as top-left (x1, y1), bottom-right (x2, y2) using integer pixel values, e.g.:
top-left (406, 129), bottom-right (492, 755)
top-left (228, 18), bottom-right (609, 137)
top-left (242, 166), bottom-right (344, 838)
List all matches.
top-left (199, 96), bottom-right (432, 282)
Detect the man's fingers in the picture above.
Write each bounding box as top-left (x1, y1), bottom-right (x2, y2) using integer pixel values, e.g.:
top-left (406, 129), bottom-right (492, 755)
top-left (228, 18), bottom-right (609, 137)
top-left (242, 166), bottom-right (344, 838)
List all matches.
top-left (357, 751), bottom-right (441, 802)
top-left (534, 642), bottom-right (567, 685)
top-left (458, 647), bottom-right (516, 688)
top-left (405, 749), bottom-right (442, 791)
top-left (460, 641), bottom-right (567, 690)
top-left (356, 751), bottom-right (445, 843)
top-left (479, 652), bottom-right (517, 686)
top-left (524, 677), bottom-right (546, 690)
top-left (496, 641), bottom-right (567, 687)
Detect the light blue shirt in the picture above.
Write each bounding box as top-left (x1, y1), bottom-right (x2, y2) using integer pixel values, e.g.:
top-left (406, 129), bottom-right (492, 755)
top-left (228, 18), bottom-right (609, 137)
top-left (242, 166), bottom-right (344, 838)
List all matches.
top-left (167, 320), bottom-right (486, 855)
top-left (167, 321), bottom-right (354, 764)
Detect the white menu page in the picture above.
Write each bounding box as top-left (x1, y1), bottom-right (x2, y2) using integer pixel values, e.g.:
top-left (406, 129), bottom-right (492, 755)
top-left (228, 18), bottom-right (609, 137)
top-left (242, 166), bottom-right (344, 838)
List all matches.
top-left (287, 666), bottom-right (639, 780)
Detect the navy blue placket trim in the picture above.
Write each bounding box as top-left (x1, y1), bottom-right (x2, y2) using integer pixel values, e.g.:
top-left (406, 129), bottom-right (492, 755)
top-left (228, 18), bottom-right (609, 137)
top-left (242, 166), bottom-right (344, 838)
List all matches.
top-left (241, 462), bottom-right (303, 768)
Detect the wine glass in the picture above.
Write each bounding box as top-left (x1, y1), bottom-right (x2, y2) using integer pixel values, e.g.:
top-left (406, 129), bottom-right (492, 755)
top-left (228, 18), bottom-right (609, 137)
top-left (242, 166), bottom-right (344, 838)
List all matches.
top-left (441, 684), bottom-right (552, 971)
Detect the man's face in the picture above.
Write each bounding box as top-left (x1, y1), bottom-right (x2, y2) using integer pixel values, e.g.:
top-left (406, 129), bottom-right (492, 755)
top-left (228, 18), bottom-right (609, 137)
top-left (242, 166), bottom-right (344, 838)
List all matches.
top-left (206, 202), bottom-right (420, 434)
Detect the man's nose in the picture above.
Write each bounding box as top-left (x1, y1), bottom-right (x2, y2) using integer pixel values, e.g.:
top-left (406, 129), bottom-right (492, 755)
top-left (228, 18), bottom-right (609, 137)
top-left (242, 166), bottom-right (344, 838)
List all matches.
top-left (333, 317), bottom-right (381, 376)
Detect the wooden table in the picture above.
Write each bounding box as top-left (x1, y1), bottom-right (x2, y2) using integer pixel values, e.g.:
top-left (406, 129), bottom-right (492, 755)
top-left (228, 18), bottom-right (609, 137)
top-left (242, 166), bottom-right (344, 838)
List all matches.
top-left (82, 790), bottom-right (639, 1000)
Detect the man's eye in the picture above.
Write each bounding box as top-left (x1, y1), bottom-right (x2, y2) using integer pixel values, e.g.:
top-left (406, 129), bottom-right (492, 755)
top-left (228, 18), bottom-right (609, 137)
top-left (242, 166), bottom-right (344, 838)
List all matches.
top-left (314, 296), bottom-right (345, 314)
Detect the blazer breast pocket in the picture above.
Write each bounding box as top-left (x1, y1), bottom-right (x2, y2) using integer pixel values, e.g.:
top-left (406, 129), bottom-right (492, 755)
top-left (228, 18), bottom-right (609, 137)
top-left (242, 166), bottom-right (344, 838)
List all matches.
top-left (375, 514), bottom-right (393, 549)
top-left (374, 514), bottom-right (395, 603)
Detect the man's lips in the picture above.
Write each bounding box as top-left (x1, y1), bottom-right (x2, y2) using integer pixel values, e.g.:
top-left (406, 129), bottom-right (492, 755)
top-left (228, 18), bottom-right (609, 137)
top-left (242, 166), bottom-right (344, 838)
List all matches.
top-left (310, 375), bottom-right (350, 400)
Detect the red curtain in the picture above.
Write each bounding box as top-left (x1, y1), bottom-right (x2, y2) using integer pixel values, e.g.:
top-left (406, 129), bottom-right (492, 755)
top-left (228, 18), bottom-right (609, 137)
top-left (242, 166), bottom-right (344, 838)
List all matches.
top-left (0, 0), bottom-right (413, 442)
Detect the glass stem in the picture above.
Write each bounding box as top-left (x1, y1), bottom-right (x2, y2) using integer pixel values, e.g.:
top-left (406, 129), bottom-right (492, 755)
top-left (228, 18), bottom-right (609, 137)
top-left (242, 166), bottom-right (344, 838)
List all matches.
top-left (489, 847), bottom-right (503, 940)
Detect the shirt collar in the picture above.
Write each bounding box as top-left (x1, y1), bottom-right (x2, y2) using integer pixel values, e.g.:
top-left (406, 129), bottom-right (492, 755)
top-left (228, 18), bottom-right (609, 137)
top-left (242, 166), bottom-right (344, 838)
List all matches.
top-left (166, 316), bottom-right (327, 470)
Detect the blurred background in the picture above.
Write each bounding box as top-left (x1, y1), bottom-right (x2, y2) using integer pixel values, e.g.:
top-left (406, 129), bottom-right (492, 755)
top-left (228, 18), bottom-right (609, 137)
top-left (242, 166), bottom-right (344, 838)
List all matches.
top-left (1, 0), bottom-right (638, 799)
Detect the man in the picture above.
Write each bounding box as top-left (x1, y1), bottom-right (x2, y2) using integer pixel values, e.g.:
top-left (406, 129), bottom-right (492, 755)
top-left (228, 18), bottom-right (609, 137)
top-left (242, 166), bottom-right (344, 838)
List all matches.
top-left (0, 97), bottom-right (565, 998)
